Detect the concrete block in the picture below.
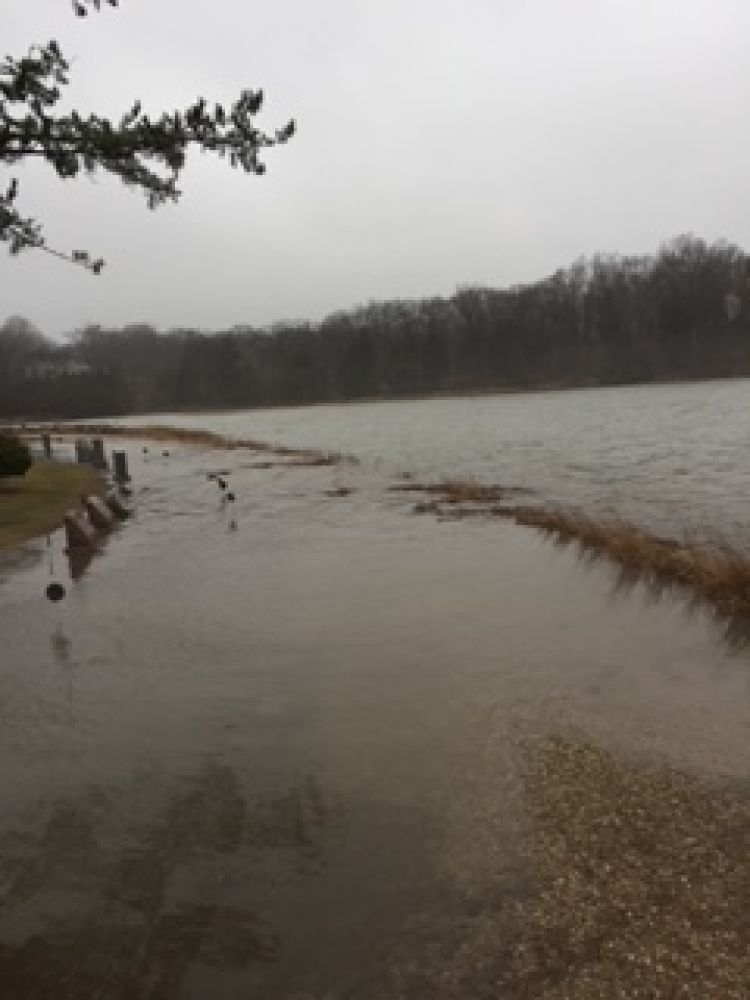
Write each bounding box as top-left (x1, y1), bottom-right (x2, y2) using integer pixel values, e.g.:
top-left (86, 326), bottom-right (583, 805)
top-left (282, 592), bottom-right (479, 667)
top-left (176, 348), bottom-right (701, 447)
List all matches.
top-left (105, 492), bottom-right (132, 519)
top-left (63, 509), bottom-right (98, 550)
top-left (85, 495), bottom-right (115, 531)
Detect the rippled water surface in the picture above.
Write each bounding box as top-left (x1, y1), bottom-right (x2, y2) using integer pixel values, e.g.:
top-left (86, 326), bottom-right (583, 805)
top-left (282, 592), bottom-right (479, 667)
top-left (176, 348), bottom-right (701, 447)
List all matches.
top-left (124, 379), bottom-right (750, 544)
top-left (1, 382), bottom-right (749, 997)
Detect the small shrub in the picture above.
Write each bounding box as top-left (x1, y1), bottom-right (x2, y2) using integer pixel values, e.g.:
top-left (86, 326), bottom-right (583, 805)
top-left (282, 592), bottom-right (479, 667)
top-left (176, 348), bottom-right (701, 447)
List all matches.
top-left (0, 434), bottom-right (32, 478)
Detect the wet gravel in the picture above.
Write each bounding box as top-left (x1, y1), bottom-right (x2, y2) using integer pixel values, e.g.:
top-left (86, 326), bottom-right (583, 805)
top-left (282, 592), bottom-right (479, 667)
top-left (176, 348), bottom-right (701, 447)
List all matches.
top-left (501, 738), bottom-right (750, 999)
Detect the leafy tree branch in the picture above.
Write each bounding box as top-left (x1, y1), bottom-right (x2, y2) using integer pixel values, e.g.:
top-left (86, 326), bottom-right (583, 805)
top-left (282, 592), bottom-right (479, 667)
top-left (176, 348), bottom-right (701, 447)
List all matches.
top-left (1, 3), bottom-right (295, 272)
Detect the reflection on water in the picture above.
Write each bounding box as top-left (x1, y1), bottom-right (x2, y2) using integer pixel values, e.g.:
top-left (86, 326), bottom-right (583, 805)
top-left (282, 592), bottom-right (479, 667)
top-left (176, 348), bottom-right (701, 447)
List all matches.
top-left (1, 394), bottom-right (749, 997)
top-left (49, 624), bottom-right (72, 663)
top-left (558, 529), bottom-right (750, 654)
top-left (65, 544), bottom-right (97, 582)
top-left (718, 614), bottom-right (750, 653)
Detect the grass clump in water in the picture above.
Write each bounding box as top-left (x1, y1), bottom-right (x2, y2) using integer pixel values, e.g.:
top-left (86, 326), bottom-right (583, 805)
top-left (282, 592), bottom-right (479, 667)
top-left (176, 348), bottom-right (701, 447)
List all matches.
top-left (396, 478), bottom-right (750, 620)
top-left (19, 422), bottom-right (357, 467)
top-left (511, 507), bottom-right (750, 618)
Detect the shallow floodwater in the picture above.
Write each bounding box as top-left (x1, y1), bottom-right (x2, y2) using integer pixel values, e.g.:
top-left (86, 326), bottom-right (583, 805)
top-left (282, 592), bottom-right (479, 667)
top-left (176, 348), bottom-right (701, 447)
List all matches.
top-left (121, 378), bottom-right (750, 546)
top-left (1, 394), bottom-right (749, 997)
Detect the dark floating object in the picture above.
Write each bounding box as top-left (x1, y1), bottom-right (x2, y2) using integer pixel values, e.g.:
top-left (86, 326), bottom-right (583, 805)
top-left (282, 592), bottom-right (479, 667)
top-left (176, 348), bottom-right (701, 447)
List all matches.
top-left (218, 478), bottom-right (227, 490)
top-left (142, 446), bottom-right (149, 454)
top-left (162, 450), bottom-right (170, 457)
top-left (207, 473), bottom-right (216, 481)
top-left (46, 582), bottom-right (66, 603)
top-left (227, 492), bottom-right (235, 503)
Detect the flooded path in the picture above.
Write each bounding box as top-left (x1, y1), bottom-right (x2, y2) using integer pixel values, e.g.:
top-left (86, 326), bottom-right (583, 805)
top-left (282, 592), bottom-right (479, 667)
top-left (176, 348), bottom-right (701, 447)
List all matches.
top-left (0, 442), bottom-right (749, 997)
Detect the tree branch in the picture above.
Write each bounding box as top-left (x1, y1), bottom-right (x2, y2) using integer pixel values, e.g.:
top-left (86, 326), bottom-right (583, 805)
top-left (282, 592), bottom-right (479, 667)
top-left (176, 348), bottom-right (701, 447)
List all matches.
top-left (72, 0), bottom-right (119, 17)
top-left (1, 8), bottom-right (294, 272)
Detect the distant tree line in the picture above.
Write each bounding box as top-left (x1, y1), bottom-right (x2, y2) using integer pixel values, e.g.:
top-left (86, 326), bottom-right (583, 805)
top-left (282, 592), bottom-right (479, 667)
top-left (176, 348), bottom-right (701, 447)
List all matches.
top-left (2, 235), bottom-right (749, 419)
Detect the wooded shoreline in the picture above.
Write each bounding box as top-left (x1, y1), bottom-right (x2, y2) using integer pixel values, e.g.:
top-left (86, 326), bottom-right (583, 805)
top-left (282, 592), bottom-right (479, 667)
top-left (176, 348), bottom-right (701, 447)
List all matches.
top-left (2, 236), bottom-right (749, 419)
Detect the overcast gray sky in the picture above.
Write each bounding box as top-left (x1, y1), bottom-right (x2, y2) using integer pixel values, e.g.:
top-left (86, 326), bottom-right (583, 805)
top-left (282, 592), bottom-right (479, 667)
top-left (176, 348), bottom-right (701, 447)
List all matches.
top-left (2, 0), bottom-right (750, 338)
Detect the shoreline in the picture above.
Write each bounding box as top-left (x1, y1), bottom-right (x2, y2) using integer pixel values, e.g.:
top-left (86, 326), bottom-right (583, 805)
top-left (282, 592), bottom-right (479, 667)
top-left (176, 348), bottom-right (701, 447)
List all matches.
top-left (16, 422), bottom-right (356, 466)
top-left (13, 424), bottom-right (750, 633)
top-left (4, 373), bottom-right (749, 424)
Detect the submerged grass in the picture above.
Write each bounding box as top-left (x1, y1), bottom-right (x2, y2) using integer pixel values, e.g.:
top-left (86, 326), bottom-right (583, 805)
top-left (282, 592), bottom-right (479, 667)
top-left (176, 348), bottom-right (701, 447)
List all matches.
top-left (18, 422), bottom-right (357, 467)
top-left (0, 461), bottom-right (104, 550)
top-left (390, 480), bottom-right (510, 505)
top-left (396, 479), bottom-right (750, 621)
top-left (324, 486), bottom-right (355, 498)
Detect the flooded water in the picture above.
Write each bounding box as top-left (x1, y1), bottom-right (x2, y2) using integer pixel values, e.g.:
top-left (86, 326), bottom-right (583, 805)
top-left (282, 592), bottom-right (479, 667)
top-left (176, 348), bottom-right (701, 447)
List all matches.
top-left (122, 378), bottom-right (750, 546)
top-left (1, 383), bottom-right (750, 997)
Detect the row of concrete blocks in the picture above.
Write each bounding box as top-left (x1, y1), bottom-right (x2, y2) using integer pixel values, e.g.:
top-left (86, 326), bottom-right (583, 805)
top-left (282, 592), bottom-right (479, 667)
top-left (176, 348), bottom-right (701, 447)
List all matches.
top-left (63, 493), bottom-right (131, 551)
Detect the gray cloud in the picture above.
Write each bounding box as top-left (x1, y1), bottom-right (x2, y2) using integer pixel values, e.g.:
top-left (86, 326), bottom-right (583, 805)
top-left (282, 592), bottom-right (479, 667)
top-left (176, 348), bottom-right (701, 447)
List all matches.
top-left (2, 0), bottom-right (749, 337)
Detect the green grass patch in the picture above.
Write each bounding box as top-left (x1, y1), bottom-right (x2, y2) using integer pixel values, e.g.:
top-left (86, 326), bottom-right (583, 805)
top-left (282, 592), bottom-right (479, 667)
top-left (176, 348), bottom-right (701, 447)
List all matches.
top-left (0, 461), bottom-right (105, 550)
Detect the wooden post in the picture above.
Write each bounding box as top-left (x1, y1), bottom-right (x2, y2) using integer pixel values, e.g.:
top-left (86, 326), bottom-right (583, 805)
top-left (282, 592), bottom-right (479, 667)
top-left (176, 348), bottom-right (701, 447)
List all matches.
top-left (91, 438), bottom-right (108, 470)
top-left (41, 432), bottom-right (52, 459)
top-left (112, 450), bottom-right (130, 484)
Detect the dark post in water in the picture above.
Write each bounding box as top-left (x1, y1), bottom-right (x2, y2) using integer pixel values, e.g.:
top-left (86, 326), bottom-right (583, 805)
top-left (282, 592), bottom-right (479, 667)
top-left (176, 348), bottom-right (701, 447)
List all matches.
top-left (91, 438), bottom-right (108, 471)
top-left (112, 450), bottom-right (130, 484)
